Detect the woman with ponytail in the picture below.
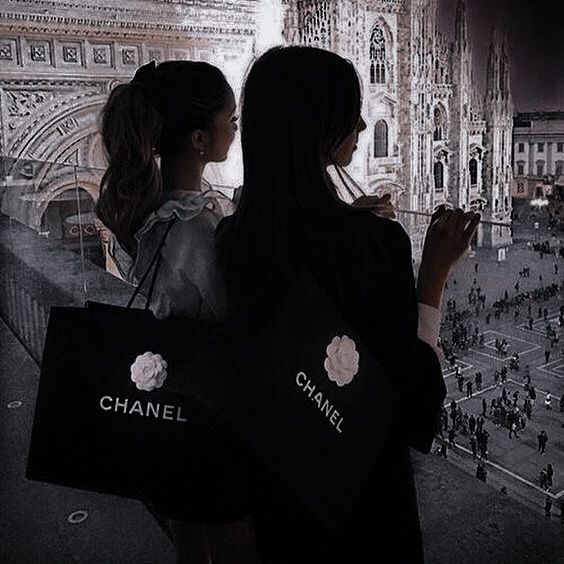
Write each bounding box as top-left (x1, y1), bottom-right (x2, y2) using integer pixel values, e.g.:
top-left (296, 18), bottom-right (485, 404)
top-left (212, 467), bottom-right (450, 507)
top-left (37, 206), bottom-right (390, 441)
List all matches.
top-left (97, 61), bottom-right (254, 563)
top-left (98, 60), bottom-right (238, 321)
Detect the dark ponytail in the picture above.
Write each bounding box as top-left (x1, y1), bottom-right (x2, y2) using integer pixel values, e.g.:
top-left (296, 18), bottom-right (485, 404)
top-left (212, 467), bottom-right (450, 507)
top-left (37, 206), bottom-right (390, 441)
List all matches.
top-left (97, 60), bottom-right (232, 254)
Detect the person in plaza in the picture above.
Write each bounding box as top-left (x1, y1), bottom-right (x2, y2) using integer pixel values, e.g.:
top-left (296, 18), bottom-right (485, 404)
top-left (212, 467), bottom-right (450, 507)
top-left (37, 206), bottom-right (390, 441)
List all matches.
top-left (440, 443), bottom-right (448, 459)
top-left (540, 468), bottom-right (548, 490)
top-left (457, 372), bottom-right (465, 393)
top-left (475, 371), bottom-right (482, 391)
top-left (214, 45), bottom-right (480, 563)
top-left (545, 391), bottom-right (552, 410)
top-left (544, 349), bottom-right (551, 363)
top-left (538, 430), bottom-right (549, 454)
top-left (96, 59), bottom-right (249, 564)
top-left (546, 464), bottom-right (554, 488)
top-left (469, 433), bottom-right (477, 458)
top-left (512, 390), bottom-right (519, 407)
top-left (466, 380), bottom-right (473, 398)
top-left (469, 414), bottom-right (476, 434)
top-left (482, 398), bottom-right (487, 417)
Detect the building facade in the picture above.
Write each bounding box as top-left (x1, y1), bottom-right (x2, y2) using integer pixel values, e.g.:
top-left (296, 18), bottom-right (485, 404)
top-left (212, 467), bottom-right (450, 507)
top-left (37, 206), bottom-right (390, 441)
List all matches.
top-left (0, 0), bottom-right (514, 256)
top-left (283, 0), bottom-right (514, 251)
top-left (513, 112), bottom-right (564, 201)
top-left (0, 0), bottom-right (256, 245)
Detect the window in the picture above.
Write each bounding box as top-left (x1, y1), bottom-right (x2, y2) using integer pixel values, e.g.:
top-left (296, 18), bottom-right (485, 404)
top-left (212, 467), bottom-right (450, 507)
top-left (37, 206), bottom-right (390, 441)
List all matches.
top-left (374, 120), bottom-right (388, 158)
top-left (434, 161), bottom-right (444, 190)
top-left (538, 143), bottom-right (544, 152)
top-left (557, 142), bottom-right (564, 152)
top-left (556, 162), bottom-right (563, 176)
top-left (369, 25), bottom-right (386, 84)
top-left (517, 162), bottom-right (524, 175)
top-left (469, 158), bottom-right (478, 185)
top-left (518, 143), bottom-right (524, 152)
top-left (433, 107), bottom-right (445, 141)
top-left (517, 183), bottom-right (524, 193)
top-left (536, 162), bottom-right (544, 176)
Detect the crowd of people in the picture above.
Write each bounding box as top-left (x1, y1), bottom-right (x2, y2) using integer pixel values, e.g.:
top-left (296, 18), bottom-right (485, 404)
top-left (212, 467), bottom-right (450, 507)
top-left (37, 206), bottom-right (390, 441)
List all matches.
top-left (432, 234), bottom-right (563, 522)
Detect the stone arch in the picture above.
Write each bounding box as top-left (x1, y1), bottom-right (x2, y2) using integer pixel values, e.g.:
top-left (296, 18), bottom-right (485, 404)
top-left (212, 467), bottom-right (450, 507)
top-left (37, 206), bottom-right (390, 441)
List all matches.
top-left (8, 93), bottom-right (107, 165)
top-left (30, 173), bottom-right (100, 231)
top-left (374, 119), bottom-right (389, 158)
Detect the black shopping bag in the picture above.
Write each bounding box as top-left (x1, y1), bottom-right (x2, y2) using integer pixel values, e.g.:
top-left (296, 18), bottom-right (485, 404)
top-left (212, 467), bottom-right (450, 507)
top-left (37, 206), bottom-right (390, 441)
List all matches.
top-left (221, 272), bottom-right (399, 534)
top-left (26, 302), bottom-right (250, 524)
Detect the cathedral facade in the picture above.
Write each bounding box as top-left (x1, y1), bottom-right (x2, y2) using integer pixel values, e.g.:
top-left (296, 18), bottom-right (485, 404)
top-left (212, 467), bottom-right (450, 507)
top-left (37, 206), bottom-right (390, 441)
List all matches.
top-left (0, 0), bottom-right (513, 255)
top-left (283, 0), bottom-right (514, 252)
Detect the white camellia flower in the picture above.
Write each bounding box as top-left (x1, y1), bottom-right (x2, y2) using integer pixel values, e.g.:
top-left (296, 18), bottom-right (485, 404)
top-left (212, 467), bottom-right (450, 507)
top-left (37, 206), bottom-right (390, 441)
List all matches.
top-left (130, 352), bottom-right (168, 391)
top-left (324, 335), bottom-right (360, 387)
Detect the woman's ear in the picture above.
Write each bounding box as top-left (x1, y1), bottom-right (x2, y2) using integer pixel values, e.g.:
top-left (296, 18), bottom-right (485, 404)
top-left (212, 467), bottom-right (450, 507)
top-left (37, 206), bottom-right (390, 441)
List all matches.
top-left (190, 129), bottom-right (207, 154)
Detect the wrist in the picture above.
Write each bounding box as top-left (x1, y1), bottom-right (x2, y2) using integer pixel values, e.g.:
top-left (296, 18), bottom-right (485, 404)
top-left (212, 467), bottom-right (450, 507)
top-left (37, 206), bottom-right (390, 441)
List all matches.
top-left (417, 271), bottom-right (446, 310)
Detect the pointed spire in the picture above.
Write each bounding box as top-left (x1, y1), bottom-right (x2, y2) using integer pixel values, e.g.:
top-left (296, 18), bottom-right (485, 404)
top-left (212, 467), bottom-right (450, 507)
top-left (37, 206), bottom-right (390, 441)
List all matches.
top-left (485, 22), bottom-right (512, 112)
top-left (454, 0), bottom-right (468, 47)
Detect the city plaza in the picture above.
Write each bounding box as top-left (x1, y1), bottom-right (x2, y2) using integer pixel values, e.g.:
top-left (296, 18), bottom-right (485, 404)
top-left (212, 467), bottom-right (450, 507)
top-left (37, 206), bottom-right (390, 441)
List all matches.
top-left (428, 203), bottom-right (563, 516)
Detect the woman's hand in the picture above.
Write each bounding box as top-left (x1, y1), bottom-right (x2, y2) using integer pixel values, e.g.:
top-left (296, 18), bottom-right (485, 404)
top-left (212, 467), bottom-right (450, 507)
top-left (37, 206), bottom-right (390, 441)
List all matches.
top-left (420, 205), bottom-right (480, 279)
top-left (417, 205), bottom-right (480, 308)
top-left (351, 193), bottom-right (396, 219)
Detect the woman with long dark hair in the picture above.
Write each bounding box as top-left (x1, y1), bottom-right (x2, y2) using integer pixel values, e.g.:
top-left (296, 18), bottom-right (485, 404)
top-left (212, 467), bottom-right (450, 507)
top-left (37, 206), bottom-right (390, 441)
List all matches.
top-left (96, 60), bottom-right (254, 563)
top-left (98, 60), bottom-right (238, 321)
top-left (217, 46), bottom-right (480, 563)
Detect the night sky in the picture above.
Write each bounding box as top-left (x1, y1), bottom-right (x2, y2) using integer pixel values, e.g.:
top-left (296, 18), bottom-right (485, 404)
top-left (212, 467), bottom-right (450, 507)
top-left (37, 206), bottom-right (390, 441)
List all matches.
top-left (437, 0), bottom-right (564, 111)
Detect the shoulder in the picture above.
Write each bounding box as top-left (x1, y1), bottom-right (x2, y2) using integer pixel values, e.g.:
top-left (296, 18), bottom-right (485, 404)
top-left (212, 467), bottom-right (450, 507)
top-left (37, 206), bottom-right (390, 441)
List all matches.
top-left (304, 205), bottom-right (412, 263)
top-left (165, 207), bottom-right (218, 253)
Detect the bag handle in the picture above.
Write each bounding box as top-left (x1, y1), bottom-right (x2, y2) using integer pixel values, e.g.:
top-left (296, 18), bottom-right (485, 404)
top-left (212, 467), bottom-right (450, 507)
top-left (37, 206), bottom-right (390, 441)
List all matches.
top-left (127, 217), bottom-right (177, 309)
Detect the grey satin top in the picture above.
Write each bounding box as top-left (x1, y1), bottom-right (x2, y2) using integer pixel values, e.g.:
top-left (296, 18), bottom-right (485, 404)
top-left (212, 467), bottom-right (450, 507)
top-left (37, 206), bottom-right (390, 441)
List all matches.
top-left (108, 184), bottom-right (235, 321)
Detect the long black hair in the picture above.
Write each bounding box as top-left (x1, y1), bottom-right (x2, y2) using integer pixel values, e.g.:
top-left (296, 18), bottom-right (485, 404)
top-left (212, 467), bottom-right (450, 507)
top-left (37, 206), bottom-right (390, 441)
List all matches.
top-left (217, 46), bottom-right (362, 310)
top-left (97, 60), bottom-right (232, 254)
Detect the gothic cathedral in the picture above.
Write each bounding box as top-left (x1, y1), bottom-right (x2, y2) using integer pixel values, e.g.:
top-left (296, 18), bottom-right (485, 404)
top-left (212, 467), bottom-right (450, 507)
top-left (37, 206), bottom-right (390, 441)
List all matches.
top-left (282, 0), bottom-right (514, 252)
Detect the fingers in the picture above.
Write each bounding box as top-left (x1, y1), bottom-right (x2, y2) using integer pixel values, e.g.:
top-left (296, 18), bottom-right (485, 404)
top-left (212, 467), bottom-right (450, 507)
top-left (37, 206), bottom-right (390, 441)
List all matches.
top-left (430, 204), bottom-right (449, 225)
top-left (463, 212), bottom-right (481, 239)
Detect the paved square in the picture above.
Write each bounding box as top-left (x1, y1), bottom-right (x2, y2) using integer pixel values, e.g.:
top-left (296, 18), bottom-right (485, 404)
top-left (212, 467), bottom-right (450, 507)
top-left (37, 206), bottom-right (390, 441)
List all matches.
top-left (434, 218), bottom-right (564, 510)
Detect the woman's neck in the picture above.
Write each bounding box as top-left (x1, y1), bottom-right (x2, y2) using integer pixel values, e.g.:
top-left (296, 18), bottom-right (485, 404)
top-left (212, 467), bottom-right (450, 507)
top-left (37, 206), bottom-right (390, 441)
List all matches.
top-left (161, 154), bottom-right (205, 195)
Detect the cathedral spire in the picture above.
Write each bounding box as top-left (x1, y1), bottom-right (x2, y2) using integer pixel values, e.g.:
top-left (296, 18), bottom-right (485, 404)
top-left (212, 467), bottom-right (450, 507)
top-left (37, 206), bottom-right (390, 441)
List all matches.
top-left (454, 0), bottom-right (468, 48)
top-left (485, 23), bottom-right (512, 109)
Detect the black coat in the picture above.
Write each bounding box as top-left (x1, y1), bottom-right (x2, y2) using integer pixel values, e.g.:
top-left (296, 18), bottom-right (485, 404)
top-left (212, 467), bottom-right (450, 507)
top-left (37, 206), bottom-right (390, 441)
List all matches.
top-left (217, 205), bottom-right (446, 563)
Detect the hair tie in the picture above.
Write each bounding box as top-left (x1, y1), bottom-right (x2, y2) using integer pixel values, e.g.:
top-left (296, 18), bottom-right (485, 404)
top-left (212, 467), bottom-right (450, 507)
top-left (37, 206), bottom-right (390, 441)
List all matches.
top-left (130, 61), bottom-right (160, 109)
top-left (130, 60), bottom-right (157, 87)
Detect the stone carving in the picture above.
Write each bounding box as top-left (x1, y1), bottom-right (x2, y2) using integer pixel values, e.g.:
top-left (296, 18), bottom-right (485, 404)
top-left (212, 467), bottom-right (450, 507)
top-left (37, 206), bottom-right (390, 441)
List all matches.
top-left (121, 48), bottom-right (137, 65)
top-left (56, 116), bottom-right (80, 137)
top-left (93, 47), bottom-right (107, 64)
top-left (0, 43), bottom-right (13, 60)
top-left (62, 45), bottom-right (79, 63)
top-left (30, 43), bottom-right (47, 62)
top-left (7, 91), bottom-right (50, 117)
